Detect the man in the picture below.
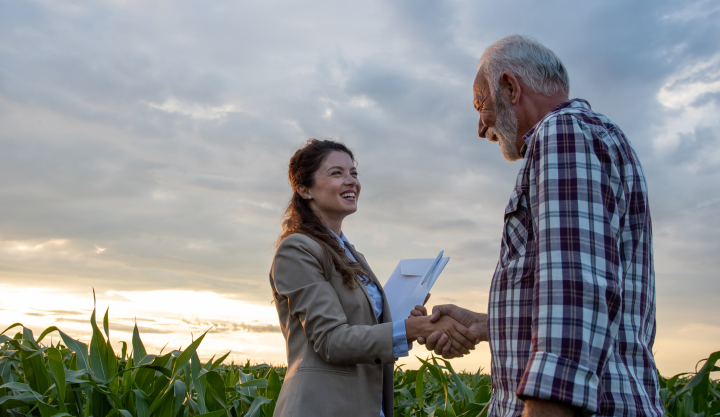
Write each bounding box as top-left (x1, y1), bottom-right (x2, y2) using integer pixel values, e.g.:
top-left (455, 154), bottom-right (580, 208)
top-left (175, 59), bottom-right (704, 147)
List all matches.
top-left (414, 35), bottom-right (664, 416)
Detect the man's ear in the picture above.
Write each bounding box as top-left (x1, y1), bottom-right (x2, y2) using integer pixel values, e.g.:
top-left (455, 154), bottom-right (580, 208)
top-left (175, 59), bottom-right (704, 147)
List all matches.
top-left (501, 72), bottom-right (521, 105)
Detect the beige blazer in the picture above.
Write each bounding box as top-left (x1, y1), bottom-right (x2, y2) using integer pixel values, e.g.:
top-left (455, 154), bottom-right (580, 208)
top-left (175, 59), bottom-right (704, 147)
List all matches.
top-left (269, 233), bottom-right (396, 417)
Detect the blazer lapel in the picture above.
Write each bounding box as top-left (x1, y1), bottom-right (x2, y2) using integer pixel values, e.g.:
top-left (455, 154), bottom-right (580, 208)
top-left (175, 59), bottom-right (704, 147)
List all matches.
top-left (343, 241), bottom-right (392, 324)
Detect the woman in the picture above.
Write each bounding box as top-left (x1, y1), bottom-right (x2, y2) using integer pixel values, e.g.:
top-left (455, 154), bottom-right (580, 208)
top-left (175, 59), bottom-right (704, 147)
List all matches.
top-left (269, 139), bottom-right (478, 417)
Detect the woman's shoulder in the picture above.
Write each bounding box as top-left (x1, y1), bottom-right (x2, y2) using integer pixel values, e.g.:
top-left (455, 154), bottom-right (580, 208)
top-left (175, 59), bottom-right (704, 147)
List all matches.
top-left (272, 233), bottom-right (329, 283)
top-left (276, 233), bottom-right (324, 258)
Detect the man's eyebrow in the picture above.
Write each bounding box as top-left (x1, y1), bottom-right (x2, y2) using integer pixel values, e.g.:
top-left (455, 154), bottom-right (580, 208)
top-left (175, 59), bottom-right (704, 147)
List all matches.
top-left (473, 88), bottom-right (486, 111)
top-left (474, 97), bottom-right (485, 111)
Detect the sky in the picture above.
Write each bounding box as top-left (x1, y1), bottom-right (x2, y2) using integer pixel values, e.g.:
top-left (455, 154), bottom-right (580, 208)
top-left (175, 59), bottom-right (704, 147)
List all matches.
top-left (1, 0), bottom-right (719, 376)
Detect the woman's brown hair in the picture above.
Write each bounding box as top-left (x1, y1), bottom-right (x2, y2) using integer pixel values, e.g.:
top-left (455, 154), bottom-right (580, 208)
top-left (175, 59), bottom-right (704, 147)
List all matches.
top-left (279, 139), bottom-right (369, 289)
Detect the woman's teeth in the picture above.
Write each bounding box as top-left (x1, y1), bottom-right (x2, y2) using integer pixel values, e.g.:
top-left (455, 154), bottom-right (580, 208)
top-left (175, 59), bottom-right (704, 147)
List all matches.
top-left (341, 192), bottom-right (355, 198)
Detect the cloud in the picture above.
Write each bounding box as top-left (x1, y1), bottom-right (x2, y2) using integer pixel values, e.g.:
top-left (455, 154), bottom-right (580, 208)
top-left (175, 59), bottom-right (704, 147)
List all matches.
top-left (0, 0), bottom-right (718, 374)
top-left (31, 309), bottom-right (90, 316)
top-left (147, 98), bottom-right (240, 121)
top-left (54, 318), bottom-right (175, 334)
top-left (180, 318), bottom-right (281, 334)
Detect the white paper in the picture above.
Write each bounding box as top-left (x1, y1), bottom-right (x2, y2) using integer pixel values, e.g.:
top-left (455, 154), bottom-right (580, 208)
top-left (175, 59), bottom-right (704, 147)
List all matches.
top-left (383, 257), bottom-right (449, 322)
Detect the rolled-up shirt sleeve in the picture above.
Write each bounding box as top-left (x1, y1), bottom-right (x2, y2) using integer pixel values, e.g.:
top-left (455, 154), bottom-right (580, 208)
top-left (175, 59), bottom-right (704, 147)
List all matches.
top-left (392, 320), bottom-right (410, 358)
top-left (516, 115), bottom-right (624, 413)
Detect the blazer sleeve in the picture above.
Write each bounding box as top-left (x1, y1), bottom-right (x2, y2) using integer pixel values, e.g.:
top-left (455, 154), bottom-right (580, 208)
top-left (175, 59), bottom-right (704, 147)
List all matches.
top-left (271, 234), bottom-right (395, 365)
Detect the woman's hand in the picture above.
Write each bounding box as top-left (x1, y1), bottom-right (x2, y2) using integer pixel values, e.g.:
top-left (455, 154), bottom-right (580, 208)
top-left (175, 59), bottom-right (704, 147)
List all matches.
top-left (417, 304), bottom-right (487, 359)
top-left (427, 315), bottom-right (479, 357)
top-left (408, 293), bottom-right (431, 318)
top-left (404, 314), bottom-right (478, 358)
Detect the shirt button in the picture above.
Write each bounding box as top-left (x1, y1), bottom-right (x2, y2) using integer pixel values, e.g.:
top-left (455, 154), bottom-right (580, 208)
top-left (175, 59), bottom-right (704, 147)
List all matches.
top-left (375, 358), bottom-right (381, 364)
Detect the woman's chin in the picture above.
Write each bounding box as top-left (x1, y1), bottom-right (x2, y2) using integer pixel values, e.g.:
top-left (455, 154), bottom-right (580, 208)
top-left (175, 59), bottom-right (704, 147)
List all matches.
top-left (342, 205), bottom-right (358, 216)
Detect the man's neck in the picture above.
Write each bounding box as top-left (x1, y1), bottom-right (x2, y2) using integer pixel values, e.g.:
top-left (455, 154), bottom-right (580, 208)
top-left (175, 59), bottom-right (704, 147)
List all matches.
top-left (516, 93), bottom-right (569, 140)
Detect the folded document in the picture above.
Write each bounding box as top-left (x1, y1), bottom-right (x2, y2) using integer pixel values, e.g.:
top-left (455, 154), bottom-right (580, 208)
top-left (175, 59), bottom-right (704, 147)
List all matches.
top-left (382, 251), bottom-right (449, 322)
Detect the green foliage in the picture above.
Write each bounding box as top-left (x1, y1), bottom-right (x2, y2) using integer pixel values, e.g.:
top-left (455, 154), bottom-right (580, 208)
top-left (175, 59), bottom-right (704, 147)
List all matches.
top-left (659, 351), bottom-right (720, 417)
top-left (392, 356), bottom-right (491, 417)
top-left (0, 306), bottom-right (717, 417)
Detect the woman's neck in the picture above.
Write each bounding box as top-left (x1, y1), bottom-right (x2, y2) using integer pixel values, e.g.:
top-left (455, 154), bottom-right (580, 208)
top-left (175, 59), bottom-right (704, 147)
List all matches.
top-left (316, 211), bottom-right (343, 237)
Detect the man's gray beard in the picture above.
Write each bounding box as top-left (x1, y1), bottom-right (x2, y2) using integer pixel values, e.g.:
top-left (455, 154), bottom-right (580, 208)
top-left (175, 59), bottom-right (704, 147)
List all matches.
top-left (490, 93), bottom-right (521, 162)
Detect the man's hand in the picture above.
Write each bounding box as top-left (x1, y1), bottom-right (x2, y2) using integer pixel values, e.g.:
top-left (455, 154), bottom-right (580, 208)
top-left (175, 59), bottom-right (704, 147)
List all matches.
top-left (404, 315), bottom-right (478, 357)
top-left (414, 304), bottom-right (488, 358)
top-left (522, 398), bottom-right (578, 417)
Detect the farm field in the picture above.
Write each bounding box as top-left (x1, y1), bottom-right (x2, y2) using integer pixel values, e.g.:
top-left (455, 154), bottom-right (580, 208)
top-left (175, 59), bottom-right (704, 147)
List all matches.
top-left (1, 305), bottom-right (718, 417)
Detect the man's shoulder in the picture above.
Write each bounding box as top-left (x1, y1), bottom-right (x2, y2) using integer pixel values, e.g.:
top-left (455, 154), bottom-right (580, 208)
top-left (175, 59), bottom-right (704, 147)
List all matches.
top-left (532, 99), bottom-right (625, 143)
top-left (541, 99), bottom-right (612, 127)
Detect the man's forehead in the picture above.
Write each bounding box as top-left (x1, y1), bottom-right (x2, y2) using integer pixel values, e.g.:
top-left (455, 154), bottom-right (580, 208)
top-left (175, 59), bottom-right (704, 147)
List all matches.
top-left (473, 72), bottom-right (488, 99)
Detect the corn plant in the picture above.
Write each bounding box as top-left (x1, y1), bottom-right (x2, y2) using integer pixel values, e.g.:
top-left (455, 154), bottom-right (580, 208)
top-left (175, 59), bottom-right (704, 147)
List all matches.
top-left (659, 351), bottom-right (720, 417)
top-left (392, 357), bottom-right (490, 417)
top-left (0, 294), bottom-right (282, 417)
top-left (0, 298), bottom-right (718, 416)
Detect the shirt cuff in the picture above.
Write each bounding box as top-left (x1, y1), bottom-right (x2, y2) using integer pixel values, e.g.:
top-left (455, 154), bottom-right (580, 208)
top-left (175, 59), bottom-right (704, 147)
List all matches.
top-left (391, 320), bottom-right (410, 358)
top-left (516, 351), bottom-right (600, 414)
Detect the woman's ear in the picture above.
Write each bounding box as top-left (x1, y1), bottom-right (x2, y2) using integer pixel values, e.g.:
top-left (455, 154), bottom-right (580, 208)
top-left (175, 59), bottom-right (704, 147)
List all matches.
top-left (296, 185), bottom-right (311, 200)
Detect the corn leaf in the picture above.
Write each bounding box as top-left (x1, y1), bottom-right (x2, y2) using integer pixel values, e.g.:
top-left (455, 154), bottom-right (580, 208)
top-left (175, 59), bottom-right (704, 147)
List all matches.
top-left (36, 400), bottom-right (71, 417)
top-left (19, 334), bottom-right (52, 395)
top-left (37, 326), bottom-right (61, 344)
top-left (192, 351), bottom-right (209, 414)
top-left (170, 330), bottom-right (207, 382)
top-left (245, 396), bottom-right (272, 417)
top-left (195, 411), bottom-right (226, 417)
top-left (266, 368), bottom-right (281, 401)
top-left (58, 330), bottom-right (90, 372)
top-left (89, 304), bottom-right (110, 381)
top-left (132, 321), bottom-right (148, 365)
top-left (47, 347), bottom-right (68, 413)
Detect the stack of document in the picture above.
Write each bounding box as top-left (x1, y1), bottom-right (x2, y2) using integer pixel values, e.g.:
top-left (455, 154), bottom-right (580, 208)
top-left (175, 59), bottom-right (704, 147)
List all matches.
top-left (382, 251), bottom-right (449, 322)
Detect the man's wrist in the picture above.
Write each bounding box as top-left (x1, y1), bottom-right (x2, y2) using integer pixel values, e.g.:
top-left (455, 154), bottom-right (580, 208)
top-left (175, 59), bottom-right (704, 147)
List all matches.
top-left (522, 398), bottom-right (579, 417)
top-left (470, 312), bottom-right (488, 342)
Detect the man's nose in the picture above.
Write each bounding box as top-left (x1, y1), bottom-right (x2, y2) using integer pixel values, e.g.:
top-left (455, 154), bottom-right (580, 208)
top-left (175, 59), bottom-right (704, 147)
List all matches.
top-left (478, 119), bottom-right (488, 138)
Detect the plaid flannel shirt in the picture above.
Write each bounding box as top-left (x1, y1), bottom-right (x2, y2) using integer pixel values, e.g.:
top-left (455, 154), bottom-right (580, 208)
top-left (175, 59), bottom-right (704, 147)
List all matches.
top-left (487, 99), bottom-right (664, 417)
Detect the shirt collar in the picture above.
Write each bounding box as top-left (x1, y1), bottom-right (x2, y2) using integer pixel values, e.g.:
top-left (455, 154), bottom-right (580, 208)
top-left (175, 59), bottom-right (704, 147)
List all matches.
top-left (328, 228), bottom-right (350, 247)
top-left (521, 98), bottom-right (591, 158)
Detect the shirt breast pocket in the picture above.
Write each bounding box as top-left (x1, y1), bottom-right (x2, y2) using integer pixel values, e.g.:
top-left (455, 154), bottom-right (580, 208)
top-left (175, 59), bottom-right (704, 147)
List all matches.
top-left (500, 186), bottom-right (532, 267)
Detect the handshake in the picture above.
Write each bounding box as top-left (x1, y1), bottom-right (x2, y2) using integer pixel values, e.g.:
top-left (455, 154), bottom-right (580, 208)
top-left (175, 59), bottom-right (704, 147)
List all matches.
top-left (404, 300), bottom-right (488, 359)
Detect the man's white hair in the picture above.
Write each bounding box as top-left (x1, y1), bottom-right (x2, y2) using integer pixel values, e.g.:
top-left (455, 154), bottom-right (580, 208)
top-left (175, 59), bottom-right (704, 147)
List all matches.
top-left (479, 35), bottom-right (569, 99)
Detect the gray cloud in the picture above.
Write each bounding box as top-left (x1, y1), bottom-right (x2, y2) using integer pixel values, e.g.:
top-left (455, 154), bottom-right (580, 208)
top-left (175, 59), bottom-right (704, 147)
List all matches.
top-left (0, 0), bottom-right (719, 368)
top-left (692, 92), bottom-right (720, 108)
